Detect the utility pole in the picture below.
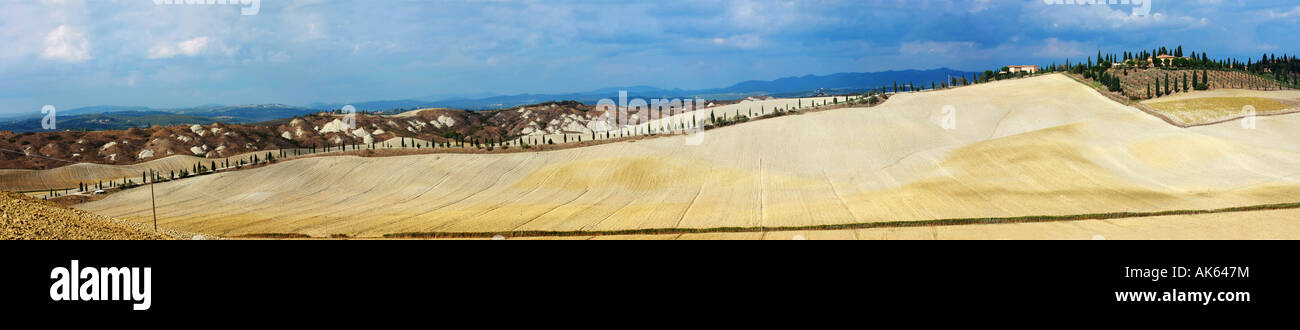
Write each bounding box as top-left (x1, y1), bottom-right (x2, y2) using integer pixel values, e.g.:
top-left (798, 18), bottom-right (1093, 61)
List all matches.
top-left (150, 170), bottom-right (158, 232)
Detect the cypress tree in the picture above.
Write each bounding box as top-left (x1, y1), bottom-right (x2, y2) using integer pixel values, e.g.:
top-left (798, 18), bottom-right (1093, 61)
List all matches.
top-left (1170, 74), bottom-right (1180, 94)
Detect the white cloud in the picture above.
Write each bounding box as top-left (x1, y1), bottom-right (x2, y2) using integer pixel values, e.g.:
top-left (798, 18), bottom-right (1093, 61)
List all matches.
top-left (42, 25), bottom-right (91, 62)
top-left (267, 50), bottom-right (291, 63)
top-left (968, 0), bottom-right (995, 13)
top-left (900, 41), bottom-right (977, 55)
top-left (177, 37), bottom-right (210, 55)
top-left (3, 0), bottom-right (1297, 114)
top-left (283, 10), bottom-right (329, 41)
top-left (1033, 38), bottom-right (1087, 58)
top-left (148, 36), bottom-right (211, 59)
top-left (1025, 3), bottom-right (1208, 31)
top-left (350, 40), bottom-right (404, 56)
top-left (1262, 6), bottom-right (1300, 20)
top-left (725, 0), bottom-right (817, 34)
top-left (709, 34), bottom-right (764, 49)
top-left (124, 71), bottom-right (141, 87)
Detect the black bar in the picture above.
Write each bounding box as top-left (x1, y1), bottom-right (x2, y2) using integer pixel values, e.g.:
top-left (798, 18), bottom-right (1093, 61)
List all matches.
top-left (2, 240), bottom-right (1292, 321)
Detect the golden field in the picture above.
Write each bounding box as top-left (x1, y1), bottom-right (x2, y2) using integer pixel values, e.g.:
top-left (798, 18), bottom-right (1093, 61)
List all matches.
top-left (1142, 89), bottom-right (1300, 126)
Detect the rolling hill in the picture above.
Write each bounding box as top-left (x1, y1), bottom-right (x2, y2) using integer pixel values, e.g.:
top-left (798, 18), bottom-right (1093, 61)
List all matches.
top-left (74, 74), bottom-right (1300, 238)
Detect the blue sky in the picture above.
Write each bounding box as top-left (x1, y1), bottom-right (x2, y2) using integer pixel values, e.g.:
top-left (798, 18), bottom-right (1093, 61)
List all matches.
top-left (2, 0), bottom-right (1299, 114)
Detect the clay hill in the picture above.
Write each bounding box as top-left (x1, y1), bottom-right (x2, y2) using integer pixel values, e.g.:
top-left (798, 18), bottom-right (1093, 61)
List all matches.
top-left (1, 100), bottom-right (709, 170)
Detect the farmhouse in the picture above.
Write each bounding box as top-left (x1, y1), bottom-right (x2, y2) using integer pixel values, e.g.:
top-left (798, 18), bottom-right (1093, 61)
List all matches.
top-left (1151, 54), bottom-right (1178, 66)
top-left (1007, 65), bottom-right (1039, 74)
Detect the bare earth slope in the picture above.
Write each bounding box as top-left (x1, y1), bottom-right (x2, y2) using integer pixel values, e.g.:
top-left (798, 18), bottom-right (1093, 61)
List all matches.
top-left (1, 190), bottom-right (171, 240)
top-left (78, 74), bottom-right (1300, 237)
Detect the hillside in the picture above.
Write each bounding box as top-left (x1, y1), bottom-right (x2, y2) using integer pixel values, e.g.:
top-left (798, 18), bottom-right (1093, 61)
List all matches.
top-left (76, 74), bottom-right (1300, 238)
top-left (1113, 68), bottom-right (1294, 100)
top-left (1, 96), bottom-right (841, 192)
top-left (2, 97), bottom-right (847, 171)
top-left (0, 105), bottom-right (583, 170)
top-left (1, 122), bottom-right (296, 170)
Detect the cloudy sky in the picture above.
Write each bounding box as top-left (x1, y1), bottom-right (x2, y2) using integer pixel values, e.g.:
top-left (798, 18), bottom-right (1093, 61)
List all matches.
top-left (2, 0), bottom-right (1298, 114)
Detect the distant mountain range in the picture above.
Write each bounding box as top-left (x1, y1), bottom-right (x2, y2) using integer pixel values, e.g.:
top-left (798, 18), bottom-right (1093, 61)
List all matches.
top-left (0, 105), bottom-right (322, 133)
top-left (417, 68), bottom-right (975, 110)
top-left (415, 68), bottom-right (974, 110)
top-left (0, 68), bottom-right (974, 132)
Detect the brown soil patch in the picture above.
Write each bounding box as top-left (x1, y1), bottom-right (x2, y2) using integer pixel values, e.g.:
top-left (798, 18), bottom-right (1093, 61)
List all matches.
top-left (1, 190), bottom-right (173, 240)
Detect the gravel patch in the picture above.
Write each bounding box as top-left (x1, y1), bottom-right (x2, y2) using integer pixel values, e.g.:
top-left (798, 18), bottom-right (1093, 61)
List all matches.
top-left (0, 190), bottom-right (195, 240)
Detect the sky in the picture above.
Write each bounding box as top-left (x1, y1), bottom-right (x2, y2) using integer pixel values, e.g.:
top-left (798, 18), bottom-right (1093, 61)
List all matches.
top-left (2, 0), bottom-right (1299, 114)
